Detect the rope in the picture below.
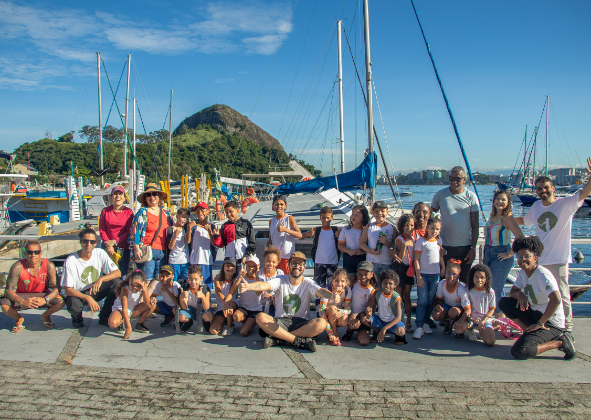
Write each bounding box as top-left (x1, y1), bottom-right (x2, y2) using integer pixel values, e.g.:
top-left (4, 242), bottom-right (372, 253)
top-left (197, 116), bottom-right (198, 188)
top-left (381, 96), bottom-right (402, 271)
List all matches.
top-left (137, 104), bottom-right (163, 181)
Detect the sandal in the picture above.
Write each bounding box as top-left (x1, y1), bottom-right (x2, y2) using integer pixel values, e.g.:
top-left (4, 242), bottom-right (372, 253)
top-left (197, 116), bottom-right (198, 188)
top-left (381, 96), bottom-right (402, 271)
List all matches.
top-left (443, 321), bottom-right (453, 335)
top-left (330, 337), bottom-right (342, 346)
top-left (11, 325), bottom-right (25, 333)
top-left (455, 332), bottom-right (464, 338)
top-left (39, 321), bottom-right (56, 329)
top-left (405, 323), bottom-right (414, 334)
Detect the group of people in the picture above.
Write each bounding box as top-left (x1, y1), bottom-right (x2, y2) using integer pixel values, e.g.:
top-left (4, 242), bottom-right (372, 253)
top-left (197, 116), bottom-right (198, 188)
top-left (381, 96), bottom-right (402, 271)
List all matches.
top-left (2, 157), bottom-right (590, 361)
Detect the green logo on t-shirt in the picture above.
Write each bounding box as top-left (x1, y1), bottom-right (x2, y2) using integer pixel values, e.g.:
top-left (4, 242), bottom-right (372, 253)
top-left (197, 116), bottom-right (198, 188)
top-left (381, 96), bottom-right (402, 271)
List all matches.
top-left (523, 284), bottom-right (538, 304)
top-left (537, 211), bottom-right (558, 233)
top-left (81, 266), bottom-right (99, 285)
top-left (283, 294), bottom-right (302, 316)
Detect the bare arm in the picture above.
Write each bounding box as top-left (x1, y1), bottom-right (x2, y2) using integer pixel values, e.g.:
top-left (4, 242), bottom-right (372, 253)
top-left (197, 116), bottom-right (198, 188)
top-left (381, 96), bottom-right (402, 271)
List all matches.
top-left (168, 228), bottom-right (181, 251)
top-left (185, 222), bottom-right (196, 245)
top-left (4, 263), bottom-right (25, 305)
top-left (281, 215), bottom-right (302, 239)
top-left (200, 289), bottom-right (211, 311)
top-left (45, 261), bottom-right (60, 298)
top-left (238, 280), bottom-right (272, 293)
top-left (358, 225), bottom-right (375, 255)
top-left (577, 157), bottom-right (591, 202)
top-left (514, 216), bottom-right (524, 225)
top-left (503, 215), bottom-right (525, 239)
top-left (179, 290), bottom-right (189, 310)
top-left (314, 288), bottom-right (333, 300)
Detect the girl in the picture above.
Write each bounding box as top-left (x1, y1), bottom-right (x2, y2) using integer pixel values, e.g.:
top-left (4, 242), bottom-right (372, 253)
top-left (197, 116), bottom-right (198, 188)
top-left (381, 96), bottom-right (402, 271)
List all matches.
top-left (413, 217), bottom-right (445, 339)
top-left (109, 269), bottom-right (155, 339)
top-left (432, 260), bottom-right (471, 336)
top-left (233, 255), bottom-right (264, 337)
top-left (341, 261), bottom-right (378, 345)
top-left (412, 202), bottom-right (431, 238)
top-left (319, 268), bottom-right (352, 346)
top-left (460, 264), bottom-right (496, 346)
top-left (259, 246), bottom-right (284, 316)
top-left (338, 205), bottom-right (369, 284)
top-left (483, 190), bottom-right (524, 311)
top-left (210, 257), bottom-right (240, 336)
top-left (178, 265), bottom-right (214, 333)
top-left (390, 214), bottom-right (415, 333)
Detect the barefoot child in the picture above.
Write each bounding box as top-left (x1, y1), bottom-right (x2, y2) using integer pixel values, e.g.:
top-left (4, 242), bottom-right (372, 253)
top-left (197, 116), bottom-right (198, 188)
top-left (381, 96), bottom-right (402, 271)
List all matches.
top-left (259, 246), bottom-right (284, 316)
top-left (233, 255), bottom-right (264, 337)
top-left (341, 261), bottom-right (377, 345)
top-left (318, 268), bottom-right (352, 346)
top-left (305, 206), bottom-right (340, 288)
top-left (462, 264), bottom-right (496, 346)
top-left (268, 195), bottom-right (302, 274)
top-left (186, 202), bottom-right (218, 289)
top-left (432, 260), bottom-right (471, 336)
top-left (151, 265), bottom-right (181, 327)
top-left (109, 269), bottom-right (155, 339)
top-left (210, 257), bottom-right (240, 336)
top-left (413, 217), bottom-right (445, 339)
top-left (167, 208), bottom-right (190, 284)
top-left (179, 265), bottom-right (214, 333)
top-left (360, 201), bottom-right (397, 279)
top-left (390, 213), bottom-right (415, 333)
top-left (338, 205), bottom-right (369, 284)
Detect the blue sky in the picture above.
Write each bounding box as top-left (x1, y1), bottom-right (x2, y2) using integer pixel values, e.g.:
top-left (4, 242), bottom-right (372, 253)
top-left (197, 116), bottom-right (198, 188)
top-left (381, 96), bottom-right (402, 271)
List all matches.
top-left (0, 0), bottom-right (589, 176)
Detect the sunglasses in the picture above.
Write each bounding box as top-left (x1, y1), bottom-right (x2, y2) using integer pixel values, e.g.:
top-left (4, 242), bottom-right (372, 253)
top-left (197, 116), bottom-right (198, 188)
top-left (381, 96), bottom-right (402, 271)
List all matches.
top-left (445, 272), bottom-right (459, 278)
top-left (81, 239), bottom-right (97, 245)
top-left (449, 176), bottom-right (464, 182)
top-left (26, 250), bottom-right (41, 255)
top-left (144, 192), bottom-right (160, 198)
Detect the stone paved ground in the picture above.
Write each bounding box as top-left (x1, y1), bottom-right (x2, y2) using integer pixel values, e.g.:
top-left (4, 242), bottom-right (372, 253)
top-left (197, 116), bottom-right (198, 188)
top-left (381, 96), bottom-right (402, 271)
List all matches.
top-left (0, 359), bottom-right (590, 420)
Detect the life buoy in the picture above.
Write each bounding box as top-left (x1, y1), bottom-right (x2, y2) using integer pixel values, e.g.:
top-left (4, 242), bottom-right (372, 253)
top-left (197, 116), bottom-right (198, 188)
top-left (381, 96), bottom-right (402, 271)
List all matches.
top-left (247, 187), bottom-right (255, 196)
top-left (241, 196), bottom-right (259, 213)
top-left (216, 197), bottom-right (227, 221)
top-left (104, 183), bottom-right (111, 188)
top-left (301, 177), bottom-right (311, 182)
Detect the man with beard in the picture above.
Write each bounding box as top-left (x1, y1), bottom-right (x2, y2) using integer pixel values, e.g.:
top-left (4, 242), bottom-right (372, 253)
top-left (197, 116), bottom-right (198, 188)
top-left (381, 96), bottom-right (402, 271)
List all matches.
top-left (238, 251), bottom-right (333, 352)
top-left (515, 157), bottom-right (591, 338)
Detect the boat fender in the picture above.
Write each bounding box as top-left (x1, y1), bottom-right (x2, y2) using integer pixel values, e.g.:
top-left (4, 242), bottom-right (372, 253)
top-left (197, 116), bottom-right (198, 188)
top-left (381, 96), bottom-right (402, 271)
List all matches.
top-left (574, 251), bottom-right (585, 262)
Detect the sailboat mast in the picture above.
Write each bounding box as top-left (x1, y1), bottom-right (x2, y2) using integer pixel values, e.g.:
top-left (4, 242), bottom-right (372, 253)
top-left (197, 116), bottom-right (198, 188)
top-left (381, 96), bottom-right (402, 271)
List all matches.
top-left (123, 54), bottom-right (131, 176)
top-left (363, 0), bottom-right (375, 202)
top-left (337, 20), bottom-right (345, 174)
top-left (133, 97), bottom-right (136, 210)
top-left (545, 95), bottom-right (549, 176)
top-left (97, 52), bottom-right (104, 186)
top-left (523, 125), bottom-right (527, 185)
top-left (168, 89), bottom-right (173, 181)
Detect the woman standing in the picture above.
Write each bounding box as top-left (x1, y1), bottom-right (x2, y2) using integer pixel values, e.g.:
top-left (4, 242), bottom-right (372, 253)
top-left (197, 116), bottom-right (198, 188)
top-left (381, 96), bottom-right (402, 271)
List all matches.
top-left (483, 190), bottom-right (524, 310)
top-left (99, 186), bottom-right (134, 277)
top-left (129, 183), bottom-right (172, 281)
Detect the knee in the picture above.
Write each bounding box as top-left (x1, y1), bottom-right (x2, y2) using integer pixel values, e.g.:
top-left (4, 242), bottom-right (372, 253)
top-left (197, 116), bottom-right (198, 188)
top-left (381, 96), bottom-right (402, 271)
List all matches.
top-left (1, 303), bottom-right (10, 314)
top-left (484, 339), bottom-right (495, 347)
top-left (395, 326), bottom-right (405, 336)
top-left (179, 315), bottom-right (189, 322)
top-left (498, 297), bottom-right (514, 313)
top-left (511, 343), bottom-right (535, 360)
top-left (202, 312), bottom-right (214, 322)
top-left (256, 312), bottom-right (270, 325)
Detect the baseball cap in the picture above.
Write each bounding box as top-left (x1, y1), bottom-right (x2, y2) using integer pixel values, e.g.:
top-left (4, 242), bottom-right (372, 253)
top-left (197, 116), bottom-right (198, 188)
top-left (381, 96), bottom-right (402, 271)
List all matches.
top-left (222, 257), bottom-right (237, 266)
top-left (194, 202), bottom-right (208, 210)
top-left (289, 251), bottom-right (307, 262)
top-left (273, 195), bottom-right (287, 204)
top-left (112, 186), bottom-right (126, 195)
top-left (357, 261), bottom-right (374, 272)
top-left (245, 255), bottom-right (260, 266)
top-left (372, 200), bottom-right (388, 210)
top-left (159, 265), bottom-right (174, 275)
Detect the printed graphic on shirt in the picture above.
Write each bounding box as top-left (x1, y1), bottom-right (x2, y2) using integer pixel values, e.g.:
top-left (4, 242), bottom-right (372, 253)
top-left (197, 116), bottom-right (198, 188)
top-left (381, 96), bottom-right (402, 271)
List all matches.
top-left (537, 212), bottom-right (558, 233)
top-left (523, 284), bottom-right (537, 304)
top-left (81, 266), bottom-right (99, 285)
top-left (283, 294), bottom-right (301, 316)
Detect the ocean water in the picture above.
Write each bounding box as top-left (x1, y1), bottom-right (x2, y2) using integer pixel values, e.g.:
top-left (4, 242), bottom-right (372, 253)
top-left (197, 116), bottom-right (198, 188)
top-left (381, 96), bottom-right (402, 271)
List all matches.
top-left (375, 184), bottom-right (591, 316)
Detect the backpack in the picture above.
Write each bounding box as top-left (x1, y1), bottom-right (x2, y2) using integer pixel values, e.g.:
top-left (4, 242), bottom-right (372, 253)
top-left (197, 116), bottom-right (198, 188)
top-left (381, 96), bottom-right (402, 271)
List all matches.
top-left (310, 226), bottom-right (341, 264)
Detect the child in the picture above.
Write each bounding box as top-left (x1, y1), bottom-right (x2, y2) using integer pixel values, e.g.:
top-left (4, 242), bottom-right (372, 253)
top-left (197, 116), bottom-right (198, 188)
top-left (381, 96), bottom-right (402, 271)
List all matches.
top-left (338, 205), bottom-right (369, 284)
top-left (259, 246), bottom-right (284, 316)
top-left (210, 257), bottom-right (240, 336)
top-left (211, 201), bottom-right (256, 269)
top-left (233, 255), bottom-right (264, 337)
top-left (167, 208), bottom-right (190, 284)
top-left (458, 264), bottom-right (496, 346)
top-left (342, 261), bottom-right (378, 345)
top-left (363, 269), bottom-right (407, 345)
top-left (186, 202), bottom-right (218, 289)
top-left (268, 195), bottom-right (302, 274)
top-left (390, 213), bottom-right (415, 333)
top-left (359, 201), bottom-right (397, 279)
top-left (306, 206), bottom-right (340, 288)
top-left (413, 216), bottom-right (445, 339)
top-left (109, 269), bottom-right (155, 339)
top-left (432, 260), bottom-right (471, 336)
top-left (178, 265), bottom-right (214, 333)
top-left (318, 268), bottom-right (352, 346)
top-left (151, 265), bottom-right (181, 327)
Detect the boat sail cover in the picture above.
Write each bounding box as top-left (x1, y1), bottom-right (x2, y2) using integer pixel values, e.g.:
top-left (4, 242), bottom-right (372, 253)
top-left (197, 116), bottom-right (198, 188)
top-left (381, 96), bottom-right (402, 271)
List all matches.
top-left (275, 152), bottom-right (377, 195)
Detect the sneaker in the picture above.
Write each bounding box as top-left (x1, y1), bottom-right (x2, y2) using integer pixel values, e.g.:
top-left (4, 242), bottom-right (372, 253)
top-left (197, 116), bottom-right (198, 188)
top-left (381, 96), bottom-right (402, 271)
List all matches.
top-left (160, 315), bottom-right (174, 327)
top-left (72, 320), bottom-right (84, 328)
top-left (264, 336), bottom-right (280, 348)
top-left (180, 319), bottom-right (194, 333)
top-left (394, 334), bottom-right (408, 345)
top-left (115, 323), bottom-right (125, 334)
top-left (293, 337), bottom-right (317, 352)
top-left (413, 327), bottom-right (424, 340)
top-left (564, 330), bottom-right (575, 345)
top-left (560, 332), bottom-right (576, 361)
top-left (134, 323), bottom-right (150, 334)
top-left (427, 318), bottom-right (437, 329)
top-left (423, 324), bottom-right (432, 334)
top-left (221, 325), bottom-right (234, 336)
top-left (468, 330), bottom-right (477, 341)
top-left (341, 329), bottom-right (354, 341)
top-left (203, 321), bottom-right (211, 334)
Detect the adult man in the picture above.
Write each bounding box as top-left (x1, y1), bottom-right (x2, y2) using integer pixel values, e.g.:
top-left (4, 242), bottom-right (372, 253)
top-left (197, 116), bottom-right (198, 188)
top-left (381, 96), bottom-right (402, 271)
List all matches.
top-left (431, 166), bottom-right (479, 283)
top-left (515, 157), bottom-right (591, 334)
top-left (239, 251), bottom-right (332, 352)
top-left (62, 226), bottom-right (121, 328)
top-left (1, 241), bottom-right (63, 332)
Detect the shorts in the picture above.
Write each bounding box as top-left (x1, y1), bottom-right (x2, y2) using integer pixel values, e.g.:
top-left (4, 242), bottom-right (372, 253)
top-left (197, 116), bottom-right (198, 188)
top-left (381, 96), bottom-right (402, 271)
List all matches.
top-left (112, 306), bottom-right (133, 318)
top-left (440, 303), bottom-right (463, 314)
top-left (392, 261), bottom-right (414, 286)
top-left (179, 306), bottom-right (213, 321)
top-left (1, 294), bottom-right (63, 311)
top-left (343, 253), bottom-right (366, 274)
top-left (370, 314), bottom-right (405, 333)
top-left (259, 316), bottom-right (312, 338)
top-left (237, 307), bottom-right (262, 319)
top-left (156, 301), bottom-right (175, 316)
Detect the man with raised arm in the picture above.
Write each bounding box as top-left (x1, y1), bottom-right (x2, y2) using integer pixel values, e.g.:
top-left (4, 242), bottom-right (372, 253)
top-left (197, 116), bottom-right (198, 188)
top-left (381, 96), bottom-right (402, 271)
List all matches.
top-left (238, 251), bottom-right (332, 352)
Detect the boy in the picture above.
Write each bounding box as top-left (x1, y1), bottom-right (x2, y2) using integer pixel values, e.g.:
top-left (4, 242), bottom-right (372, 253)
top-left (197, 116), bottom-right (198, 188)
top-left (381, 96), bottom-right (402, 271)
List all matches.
top-left (167, 208), bottom-right (190, 284)
top-left (185, 202), bottom-right (217, 289)
top-left (305, 206), bottom-right (340, 288)
top-left (151, 265), bottom-right (181, 327)
top-left (211, 201), bottom-right (256, 269)
top-left (268, 195), bottom-right (302, 274)
top-left (363, 269), bottom-right (407, 345)
top-left (359, 201), bottom-right (397, 278)
top-left (178, 265), bottom-right (214, 333)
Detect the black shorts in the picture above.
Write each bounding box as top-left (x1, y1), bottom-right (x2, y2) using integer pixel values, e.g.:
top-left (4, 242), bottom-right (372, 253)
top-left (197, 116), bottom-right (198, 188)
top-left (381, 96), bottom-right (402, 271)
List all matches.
top-left (214, 310), bottom-right (225, 317)
top-left (238, 307), bottom-right (261, 319)
top-left (392, 261), bottom-right (414, 286)
top-left (343, 253), bottom-right (366, 274)
top-left (259, 316), bottom-right (312, 337)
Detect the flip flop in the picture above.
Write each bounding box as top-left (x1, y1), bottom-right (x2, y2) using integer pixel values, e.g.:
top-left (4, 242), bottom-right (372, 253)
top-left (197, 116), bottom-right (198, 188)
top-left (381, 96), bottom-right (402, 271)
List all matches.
top-left (443, 321), bottom-right (453, 335)
top-left (11, 325), bottom-right (25, 333)
top-left (38, 321), bottom-right (56, 329)
top-left (330, 337), bottom-right (342, 346)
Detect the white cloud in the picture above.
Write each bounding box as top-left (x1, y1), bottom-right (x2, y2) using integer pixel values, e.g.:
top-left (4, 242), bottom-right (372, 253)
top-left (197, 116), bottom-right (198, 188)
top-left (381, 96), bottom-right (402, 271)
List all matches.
top-left (214, 78), bottom-right (235, 83)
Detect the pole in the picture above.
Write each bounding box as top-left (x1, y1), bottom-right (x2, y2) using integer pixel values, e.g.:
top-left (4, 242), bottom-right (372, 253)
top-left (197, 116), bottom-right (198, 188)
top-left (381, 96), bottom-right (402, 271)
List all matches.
top-left (363, 0), bottom-right (375, 203)
top-left (168, 89), bottom-right (173, 181)
top-left (545, 95), bottom-right (549, 176)
top-left (337, 20), bottom-right (345, 174)
top-left (123, 54), bottom-right (131, 176)
top-left (133, 97), bottom-right (136, 211)
top-left (97, 52), bottom-right (104, 186)
top-left (523, 125), bottom-right (527, 185)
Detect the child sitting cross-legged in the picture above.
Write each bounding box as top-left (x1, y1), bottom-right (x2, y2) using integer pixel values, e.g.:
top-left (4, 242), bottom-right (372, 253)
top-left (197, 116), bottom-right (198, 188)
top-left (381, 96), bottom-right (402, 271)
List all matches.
top-left (210, 257), bottom-right (240, 336)
top-left (233, 255), bottom-right (264, 337)
top-left (432, 260), bottom-right (471, 337)
top-left (178, 265), bottom-right (214, 333)
top-left (318, 268), bottom-right (352, 346)
top-left (459, 264), bottom-right (496, 346)
top-left (363, 269), bottom-right (407, 345)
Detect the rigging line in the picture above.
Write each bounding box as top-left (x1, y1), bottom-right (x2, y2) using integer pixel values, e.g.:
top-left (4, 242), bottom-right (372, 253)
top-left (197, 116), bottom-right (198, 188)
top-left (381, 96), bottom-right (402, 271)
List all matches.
top-left (410, 0), bottom-right (485, 222)
top-left (137, 103), bottom-right (163, 182)
top-left (70, 74), bottom-right (93, 135)
top-left (131, 58), bottom-right (158, 126)
top-left (297, 87), bottom-right (335, 158)
top-left (100, 59), bottom-right (126, 134)
top-left (551, 105), bottom-right (581, 167)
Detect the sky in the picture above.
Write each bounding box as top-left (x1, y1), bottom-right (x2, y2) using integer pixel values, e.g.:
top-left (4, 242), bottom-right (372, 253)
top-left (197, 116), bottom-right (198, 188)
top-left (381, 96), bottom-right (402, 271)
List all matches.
top-left (0, 0), bottom-right (590, 176)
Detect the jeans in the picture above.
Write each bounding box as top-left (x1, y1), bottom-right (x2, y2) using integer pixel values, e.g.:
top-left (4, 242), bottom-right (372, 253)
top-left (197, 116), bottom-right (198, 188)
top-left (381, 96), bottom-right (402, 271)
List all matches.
top-left (415, 273), bottom-right (439, 328)
top-left (372, 263), bottom-right (391, 280)
top-left (482, 245), bottom-right (514, 313)
top-left (442, 245), bottom-right (472, 284)
top-left (171, 263), bottom-right (190, 283)
top-left (136, 249), bottom-right (165, 280)
top-left (118, 249), bottom-right (131, 278)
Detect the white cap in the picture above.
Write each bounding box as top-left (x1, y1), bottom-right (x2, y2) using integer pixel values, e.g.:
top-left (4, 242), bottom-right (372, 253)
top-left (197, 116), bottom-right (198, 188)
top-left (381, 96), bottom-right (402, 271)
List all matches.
top-left (244, 255), bottom-right (260, 266)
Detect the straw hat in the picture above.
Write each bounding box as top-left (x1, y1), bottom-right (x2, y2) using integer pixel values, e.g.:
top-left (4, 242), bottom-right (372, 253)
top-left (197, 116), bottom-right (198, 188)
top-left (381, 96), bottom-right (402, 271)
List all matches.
top-left (137, 183), bottom-right (167, 205)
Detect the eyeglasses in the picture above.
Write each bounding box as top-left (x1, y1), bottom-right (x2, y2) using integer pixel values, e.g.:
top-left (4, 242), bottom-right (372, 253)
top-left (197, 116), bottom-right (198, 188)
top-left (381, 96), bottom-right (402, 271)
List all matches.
top-left (26, 250), bottom-right (41, 255)
top-left (445, 272), bottom-right (459, 278)
top-left (449, 176), bottom-right (464, 182)
top-left (290, 261), bottom-right (306, 267)
top-left (81, 239), bottom-right (97, 245)
top-left (144, 192), bottom-right (160, 198)
top-left (515, 254), bottom-right (534, 260)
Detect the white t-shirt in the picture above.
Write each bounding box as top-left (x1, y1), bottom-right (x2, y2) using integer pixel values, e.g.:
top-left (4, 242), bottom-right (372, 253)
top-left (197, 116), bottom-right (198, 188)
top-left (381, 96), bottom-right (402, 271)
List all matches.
top-left (351, 282), bottom-right (375, 314)
top-left (522, 193), bottom-right (583, 265)
top-left (366, 222), bottom-right (395, 265)
top-left (258, 267), bottom-right (284, 305)
top-left (338, 226), bottom-right (363, 250)
top-left (238, 276), bottom-right (263, 311)
top-left (468, 287), bottom-right (496, 317)
top-left (267, 275), bottom-right (320, 320)
top-left (186, 284), bottom-right (210, 308)
top-left (315, 228), bottom-right (338, 265)
top-left (112, 286), bottom-right (143, 313)
top-left (189, 225), bottom-right (214, 265)
top-left (415, 236), bottom-right (442, 275)
top-left (61, 248), bottom-right (119, 291)
top-left (377, 290), bottom-right (401, 323)
top-left (168, 228), bottom-right (188, 265)
top-left (436, 280), bottom-right (471, 309)
top-left (270, 214), bottom-right (296, 259)
top-left (153, 281), bottom-right (181, 307)
top-left (431, 187), bottom-right (479, 247)
top-left (514, 265), bottom-right (565, 328)
top-left (320, 286), bottom-right (352, 309)
top-left (395, 234), bottom-right (414, 266)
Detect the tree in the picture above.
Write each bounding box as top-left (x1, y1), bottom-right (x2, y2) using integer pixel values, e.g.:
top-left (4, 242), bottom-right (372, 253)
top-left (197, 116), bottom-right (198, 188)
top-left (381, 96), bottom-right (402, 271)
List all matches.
top-left (58, 132), bottom-right (74, 142)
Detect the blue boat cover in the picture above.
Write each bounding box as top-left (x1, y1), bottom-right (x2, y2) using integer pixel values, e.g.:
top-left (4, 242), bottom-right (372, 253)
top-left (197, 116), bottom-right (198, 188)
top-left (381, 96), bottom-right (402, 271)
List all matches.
top-left (275, 152), bottom-right (377, 195)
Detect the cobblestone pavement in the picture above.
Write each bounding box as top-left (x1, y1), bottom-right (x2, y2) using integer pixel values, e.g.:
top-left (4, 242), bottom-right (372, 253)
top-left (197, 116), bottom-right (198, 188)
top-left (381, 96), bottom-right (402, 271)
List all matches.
top-left (0, 359), bottom-right (589, 419)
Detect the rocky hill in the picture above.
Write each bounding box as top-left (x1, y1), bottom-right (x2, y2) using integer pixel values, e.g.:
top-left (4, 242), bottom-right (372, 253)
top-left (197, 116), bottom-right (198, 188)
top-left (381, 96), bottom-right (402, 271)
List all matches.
top-left (174, 104), bottom-right (283, 151)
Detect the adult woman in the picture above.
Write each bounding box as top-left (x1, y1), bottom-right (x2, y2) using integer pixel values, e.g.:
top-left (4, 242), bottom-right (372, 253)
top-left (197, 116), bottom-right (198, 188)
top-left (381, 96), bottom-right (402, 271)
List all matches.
top-left (412, 202), bottom-right (431, 238)
top-left (99, 186), bottom-right (134, 277)
top-left (482, 190), bottom-right (524, 310)
top-left (129, 183), bottom-right (172, 281)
